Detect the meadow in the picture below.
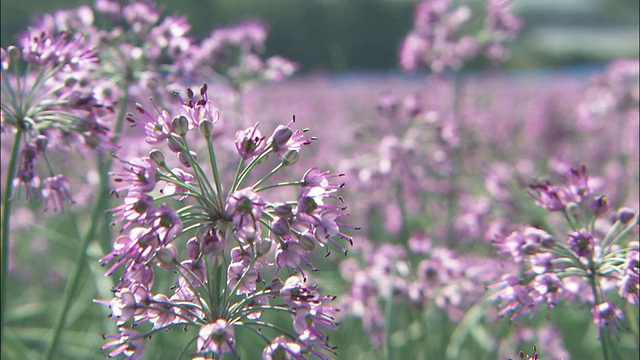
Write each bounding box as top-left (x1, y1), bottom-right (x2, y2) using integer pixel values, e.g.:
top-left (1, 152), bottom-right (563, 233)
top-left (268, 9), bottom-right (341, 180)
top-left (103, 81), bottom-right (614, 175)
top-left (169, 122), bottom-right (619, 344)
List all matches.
top-left (1, 1), bottom-right (638, 359)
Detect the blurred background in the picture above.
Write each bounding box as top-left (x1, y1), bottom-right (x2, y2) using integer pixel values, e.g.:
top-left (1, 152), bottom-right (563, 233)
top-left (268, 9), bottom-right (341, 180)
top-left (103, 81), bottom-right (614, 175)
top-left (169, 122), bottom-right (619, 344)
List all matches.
top-left (2, 0), bottom-right (639, 72)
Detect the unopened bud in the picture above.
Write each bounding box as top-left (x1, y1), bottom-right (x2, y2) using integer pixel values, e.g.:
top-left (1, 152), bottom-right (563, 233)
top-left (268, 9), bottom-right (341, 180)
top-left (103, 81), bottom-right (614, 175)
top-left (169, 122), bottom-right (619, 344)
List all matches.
top-left (271, 125), bottom-right (292, 148)
top-left (178, 150), bottom-right (197, 168)
top-left (172, 115), bottom-right (189, 135)
top-left (167, 134), bottom-right (184, 153)
top-left (617, 207), bottom-right (637, 224)
top-left (272, 217), bottom-right (290, 236)
top-left (199, 119), bottom-right (213, 137)
top-left (282, 150), bottom-right (299, 166)
top-left (156, 244), bottom-right (178, 268)
top-left (186, 237), bottom-right (201, 259)
top-left (149, 149), bottom-right (165, 166)
top-left (587, 195), bottom-right (610, 216)
top-left (256, 238), bottom-right (272, 257)
top-left (7, 45), bottom-right (20, 62)
top-left (274, 203), bottom-right (293, 218)
top-left (267, 277), bottom-right (284, 292)
top-left (83, 133), bottom-right (100, 148)
top-left (566, 202), bottom-right (580, 221)
top-left (299, 233), bottom-right (316, 251)
top-left (35, 135), bottom-right (48, 153)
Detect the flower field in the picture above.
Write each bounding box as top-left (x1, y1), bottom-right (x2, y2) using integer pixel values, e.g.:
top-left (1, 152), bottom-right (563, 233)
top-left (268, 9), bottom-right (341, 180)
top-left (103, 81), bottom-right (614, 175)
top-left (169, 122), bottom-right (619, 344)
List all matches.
top-left (1, 1), bottom-right (638, 359)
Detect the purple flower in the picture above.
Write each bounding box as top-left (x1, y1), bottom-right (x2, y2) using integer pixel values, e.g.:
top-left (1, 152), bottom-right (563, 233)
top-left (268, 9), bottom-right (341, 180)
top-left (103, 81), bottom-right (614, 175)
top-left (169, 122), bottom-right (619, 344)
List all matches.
top-left (197, 319), bottom-right (236, 357)
top-left (567, 228), bottom-right (595, 257)
top-left (269, 118), bottom-right (313, 158)
top-left (235, 125), bottom-right (265, 159)
top-left (99, 227), bottom-right (160, 276)
top-left (112, 157), bottom-right (157, 193)
top-left (101, 327), bottom-right (146, 360)
top-left (126, 101), bottom-right (172, 144)
top-left (20, 30), bottom-right (96, 68)
top-left (111, 192), bottom-right (154, 230)
top-left (41, 174), bottom-right (75, 211)
top-left (591, 301), bottom-right (626, 339)
top-left (262, 336), bottom-right (304, 360)
top-left (487, 274), bottom-right (534, 321)
top-left (225, 188), bottom-right (265, 237)
top-left (618, 249), bottom-right (639, 305)
top-left (148, 204), bottom-right (183, 244)
top-left (177, 84), bottom-right (220, 129)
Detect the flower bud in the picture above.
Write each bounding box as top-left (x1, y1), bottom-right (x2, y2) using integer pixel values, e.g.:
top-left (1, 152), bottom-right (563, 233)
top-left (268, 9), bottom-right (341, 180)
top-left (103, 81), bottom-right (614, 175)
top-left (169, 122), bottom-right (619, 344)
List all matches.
top-left (149, 149), bottom-right (165, 166)
top-left (35, 135), bottom-right (48, 153)
top-left (172, 115), bottom-right (189, 135)
top-left (167, 134), bottom-right (184, 153)
top-left (267, 277), bottom-right (284, 292)
top-left (199, 119), bottom-right (213, 137)
top-left (178, 150), bottom-right (197, 168)
top-left (156, 244), bottom-right (178, 268)
top-left (272, 217), bottom-right (290, 236)
top-left (271, 125), bottom-right (292, 148)
top-left (566, 202), bottom-right (580, 221)
top-left (83, 133), bottom-right (101, 148)
top-left (274, 203), bottom-right (293, 218)
top-left (200, 227), bottom-right (224, 256)
top-left (617, 208), bottom-right (637, 224)
top-left (299, 233), bottom-right (316, 251)
top-left (7, 45), bottom-right (20, 62)
top-left (587, 195), bottom-right (610, 216)
top-left (281, 150), bottom-right (299, 166)
top-left (256, 238), bottom-right (272, 257)
top-left (186, 237), bottom-right (201, 259)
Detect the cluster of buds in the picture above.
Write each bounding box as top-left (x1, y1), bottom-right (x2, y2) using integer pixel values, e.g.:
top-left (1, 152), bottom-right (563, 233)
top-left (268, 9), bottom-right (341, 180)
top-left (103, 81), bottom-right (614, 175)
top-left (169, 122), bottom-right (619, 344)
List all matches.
top-left (97, 83), bottom-right (354, 359)
top-left (399, 0), bottom-right (522, 73)
top-left (489, 166), bottom-right (639, 341)
top-left (1, 29), bottom-right (112, 210)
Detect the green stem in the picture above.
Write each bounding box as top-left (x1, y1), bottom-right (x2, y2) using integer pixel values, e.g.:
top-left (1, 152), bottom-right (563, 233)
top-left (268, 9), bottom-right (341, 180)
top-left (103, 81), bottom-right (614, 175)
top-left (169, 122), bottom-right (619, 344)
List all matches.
top-left (1, 128), bottom-right (23, 342)
top-left (588, 268), bottom-right (609, 360)
top-left (44, 86), bottom-right (130, 359)
top-left (252, 163), bottom-right (284, 190)
top-left (43, 163), bottom-right (111, 360)
top-left (383, 287), bottom-right (394, 360)
top-left (205, 135), bottom-right (225, 207)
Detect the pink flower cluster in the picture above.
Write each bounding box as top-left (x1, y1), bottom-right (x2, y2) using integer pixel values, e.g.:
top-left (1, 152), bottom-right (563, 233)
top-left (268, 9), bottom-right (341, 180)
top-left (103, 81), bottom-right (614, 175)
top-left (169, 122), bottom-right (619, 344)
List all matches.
top-left (97, 83), bottom-right (354, 359)
top-left (400, 0), bottom-right (522, 73)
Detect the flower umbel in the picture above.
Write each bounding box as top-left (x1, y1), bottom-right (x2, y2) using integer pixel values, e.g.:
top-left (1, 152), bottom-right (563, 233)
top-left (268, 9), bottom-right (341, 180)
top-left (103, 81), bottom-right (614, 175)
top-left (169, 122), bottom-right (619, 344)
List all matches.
top-left (97, 84), bottom-right (353, 359)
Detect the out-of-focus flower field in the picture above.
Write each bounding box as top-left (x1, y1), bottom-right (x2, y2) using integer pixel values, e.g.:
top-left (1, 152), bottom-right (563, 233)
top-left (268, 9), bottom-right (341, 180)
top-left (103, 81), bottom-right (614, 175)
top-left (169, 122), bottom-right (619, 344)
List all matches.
top-left (1, 1), bottom-right (638, 360)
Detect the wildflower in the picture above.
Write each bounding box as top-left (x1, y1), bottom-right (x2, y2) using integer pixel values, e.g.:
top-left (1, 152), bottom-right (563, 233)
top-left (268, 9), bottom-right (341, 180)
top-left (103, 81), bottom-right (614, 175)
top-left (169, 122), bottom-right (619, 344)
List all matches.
top-left (567, 228), bottom-right (595, 257)
top-left (196, 319), bottom-right (236, 357)
top-left (262, 336), bottom-right (304, 360)
top-left (591, 301), bottom-right (625, 339)
top-left (618, 249), bottom-right (639, 305)
top-left (41, 174), bottom-right (75, 211)
top-left (101, 328), bottom-right (146, 360)
top-left (399, 0), bottom-right (522, 73)
top-left (98, 84), bottom-right (351, 358)
top-left (112, 157), bottom-right (157, 193)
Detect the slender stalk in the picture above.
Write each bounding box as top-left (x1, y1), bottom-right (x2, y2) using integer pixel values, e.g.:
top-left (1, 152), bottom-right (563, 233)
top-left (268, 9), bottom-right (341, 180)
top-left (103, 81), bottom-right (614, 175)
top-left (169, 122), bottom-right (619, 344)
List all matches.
top-left (588, 265), bottom-right (610, 360)
top-left (205, 135), bottom-right (225, 207)
top-left (44, 86), bottom-right (130, 359)
top-left (383, 286), bottom-right (394, 360)
top-left (43, 162), bottom-right (111, 360)
top-left (1, 128), bottom-right (23, 341)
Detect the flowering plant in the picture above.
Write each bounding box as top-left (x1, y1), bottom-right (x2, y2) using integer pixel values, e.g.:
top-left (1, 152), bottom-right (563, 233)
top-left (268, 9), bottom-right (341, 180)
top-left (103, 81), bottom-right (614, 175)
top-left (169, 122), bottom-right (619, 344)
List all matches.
top-left (97, 83), bottom-right (354, 359)
top-left (489, 166), bottom-right (639, 360)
